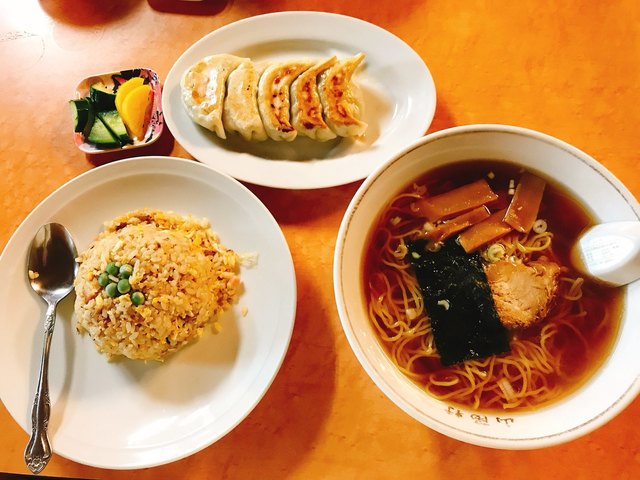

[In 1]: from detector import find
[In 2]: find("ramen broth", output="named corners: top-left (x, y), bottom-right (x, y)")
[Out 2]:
top-left (363, 160), bottom-right (623, 411)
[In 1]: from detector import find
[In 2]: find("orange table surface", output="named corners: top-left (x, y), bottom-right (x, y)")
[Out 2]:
top-left (1, 1), bottom-right (639, 478)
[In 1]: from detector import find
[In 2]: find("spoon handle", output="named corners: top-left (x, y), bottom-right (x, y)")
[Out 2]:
top-left (24, 302), bottom-right (56, 474)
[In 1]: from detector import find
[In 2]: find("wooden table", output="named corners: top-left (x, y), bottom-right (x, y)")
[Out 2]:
top-left (1, 1), bottom-right (638, 478)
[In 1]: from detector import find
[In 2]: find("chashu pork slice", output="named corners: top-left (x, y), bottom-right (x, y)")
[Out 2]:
top-left (484, 260), bottom-right (560, 330)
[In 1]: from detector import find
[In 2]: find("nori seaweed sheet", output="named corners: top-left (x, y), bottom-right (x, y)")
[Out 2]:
top-left (407, 239), bottom-right (510, 366)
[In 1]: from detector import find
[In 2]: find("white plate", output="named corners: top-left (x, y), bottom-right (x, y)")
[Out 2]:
top-left (0, 157), bottom-right (296, 469)
top-left (162, 11), bottom-right (436, 189)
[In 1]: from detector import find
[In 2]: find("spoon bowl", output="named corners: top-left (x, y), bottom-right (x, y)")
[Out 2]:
top-left (24, 223), bottom-right (78, 474)
top-left (28, 224), bottom-right (78, 300)
top-left (571, 221), bottom-right (640, 287)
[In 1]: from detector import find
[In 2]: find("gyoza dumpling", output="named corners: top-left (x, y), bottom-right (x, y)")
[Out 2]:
top-left (317, 52), bottom-right (367, 138)
top-left (257, 60), bottom-right (316, 141)
top-left (290, 56), bottom-right (338, 142)
top-left (181, 54), bottom-right (245, 139)
top-left (222, 60), bottom-right (267, 141)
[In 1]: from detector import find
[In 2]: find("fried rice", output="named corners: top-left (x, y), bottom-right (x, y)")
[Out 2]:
top-left (73, 209), bottom-right (241, 361)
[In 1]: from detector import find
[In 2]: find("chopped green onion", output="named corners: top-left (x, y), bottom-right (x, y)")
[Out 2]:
top-left (486, 243), bottom-right (506, 263)
top-left (532, 219), bottom-right (548, 234)
top-left (437, 299), bottom-right (450, 310)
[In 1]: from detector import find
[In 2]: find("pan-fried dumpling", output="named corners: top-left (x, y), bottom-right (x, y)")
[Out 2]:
top-left (222, 60), bottom-right (268, 141)
top-left (317, 52), bottom-right (367, 138)
top-left (290, 56), bottom-right (338, 142)
top-left (257, 60), bottom-right (316, 141)
top-left (181, 54), bottom-right (245, 139)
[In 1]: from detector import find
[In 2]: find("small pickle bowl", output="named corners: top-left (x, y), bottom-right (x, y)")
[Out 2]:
top-left (333, 124), bottom-right (640, 449)
top-left (71, 67), bottom-right (164, 154)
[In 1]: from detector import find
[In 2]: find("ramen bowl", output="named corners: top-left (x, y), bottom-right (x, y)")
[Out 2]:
top-left (333, 124), bottom-right (640, 449)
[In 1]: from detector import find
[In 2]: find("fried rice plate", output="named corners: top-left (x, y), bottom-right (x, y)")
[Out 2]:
top-left (73, 209), bottom-right (241, 361)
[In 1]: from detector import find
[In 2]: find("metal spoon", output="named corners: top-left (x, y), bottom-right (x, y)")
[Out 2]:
top-left (571, 221), bottom-right (640, 287)
top-left (24, 223), bottom-right (78, 474)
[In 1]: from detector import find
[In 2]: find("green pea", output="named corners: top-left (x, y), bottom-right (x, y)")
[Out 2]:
top-left (105, 282), bottom-right (118, 298)
top-left (97, 272), bottom-right (110, 287)
top-left (119, 264), bottom-right (133, 279)
top-left (117, 278), bottom-right (131, 294)
top-left (106, 262), bottom-right (119, 276)
top-left (131, 291), bottom-right (145, 306)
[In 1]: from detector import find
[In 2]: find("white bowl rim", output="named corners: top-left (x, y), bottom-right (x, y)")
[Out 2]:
top-left (333, 123), bottom-right (640, 449)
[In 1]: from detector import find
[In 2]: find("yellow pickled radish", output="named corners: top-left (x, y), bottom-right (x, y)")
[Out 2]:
top-left (120, 84), bottom-right (152, 140)
top-left (115, 77), bottom-right (144, 113)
